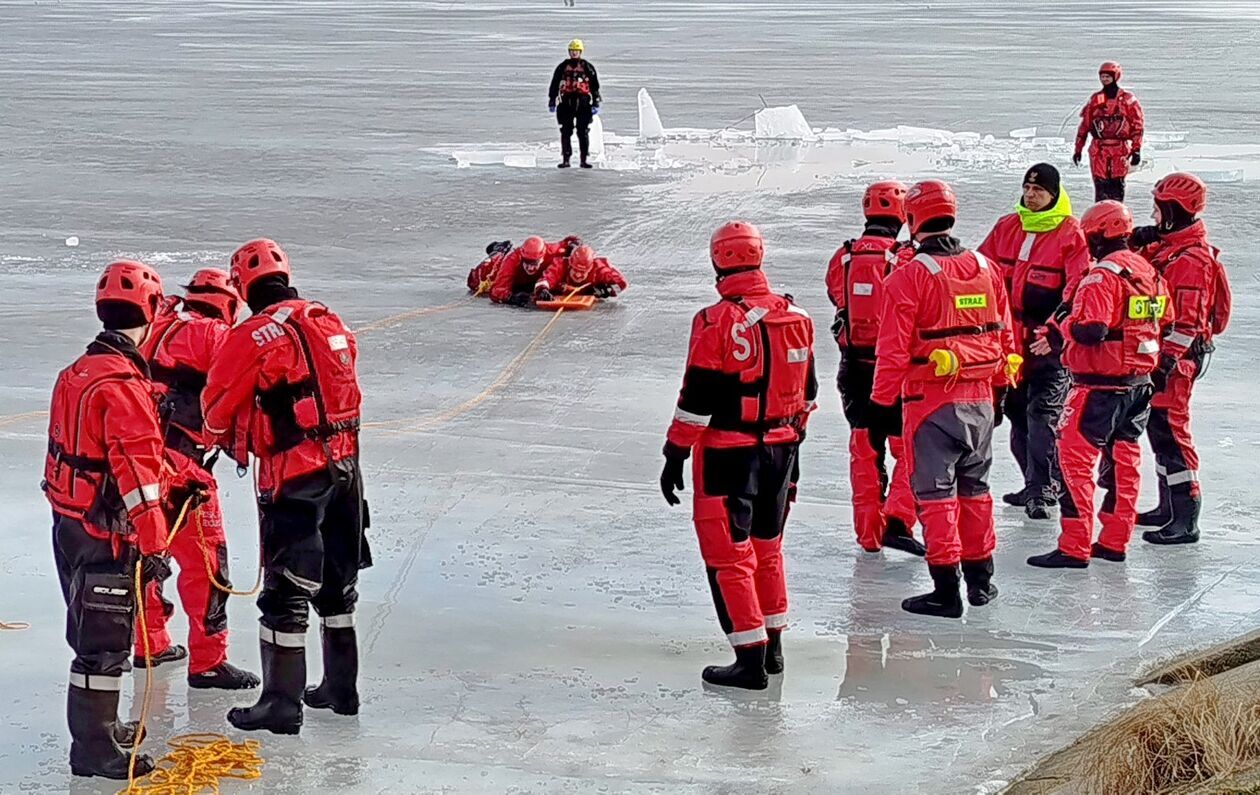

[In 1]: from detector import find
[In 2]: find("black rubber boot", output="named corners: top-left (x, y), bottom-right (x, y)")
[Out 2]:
top-left (113, 720), bottom-right (144, 749)
top-left (1025, 498), bottom-right (1055, 520)
top-left (580, 160), bottom-right (593, 169)
top-left (134, 644), bottom-right (187, 669)
top-left (961, 558), bottom-right (998, 606)
top-left (901, 564), bottom-right (964, 618)
top-left (1143, 488), bottom-right (1201, 545)
top-left (227, 642), bottom-right (304, 735)
top-left (304, 627), bottom-right (360, 715)
top-left (1026, 549), bottom-right (1089, 569)
top-left (702, 643), bottom-right (768, 690)
top-left (189, 661), bottom-right (261, 690)
top-left (1091, 542), bottom-right (1126, 562)
top-left (764, 629), bottom-right (784, 676)
top-left (1002, 487), bottom-right (1030, 507)
top-left (557, 160), bottom-right (570, 169)
top-left (881, 518), bottom-right (926, 557)
top-left (68, 685), bottom-right (155, 779)
top-left (1137, 474), bottom-right (1172, 527)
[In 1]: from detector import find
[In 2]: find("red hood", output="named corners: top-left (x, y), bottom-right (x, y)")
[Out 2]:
top-left (715, 269), bottom-right (770, 299)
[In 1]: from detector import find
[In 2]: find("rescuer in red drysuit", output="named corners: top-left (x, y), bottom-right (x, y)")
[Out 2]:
top-left (44, 259), bottom-right (171, 779)
top-left (866, 180), bottom-right (1016, 618)
top-left (978, 163), bottom-right (1089, 519)
top-left (490, 236), bottom-right (558, 306)
top-left (825, 180), bottom-right (923, 556)
top-left (660, 221), bottom-right (817, 690)
top-left (1026, 201), bottom-right (1172, 569)
top-left (534, 244), bottom-right (628, 300)
top-left (132, 269), bottom-right (260, 690)
top-left (203, 239), bottom-right (370, 735)
top-left (468, 240), bottom-right (513, 295)
top-left (1130, 172), bottom-right (1232, 546)
top-left (1074, 61), bottom-right (1145, 202)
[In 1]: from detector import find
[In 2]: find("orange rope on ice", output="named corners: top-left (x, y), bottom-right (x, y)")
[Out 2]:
top-left (352, 296), bottom-right (473, 335)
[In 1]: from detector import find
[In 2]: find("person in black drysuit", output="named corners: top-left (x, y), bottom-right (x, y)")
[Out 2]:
top-left (548, 39), bottom-right (600, 169)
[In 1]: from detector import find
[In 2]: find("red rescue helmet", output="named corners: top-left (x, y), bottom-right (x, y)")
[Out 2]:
top-left (1081, 200), bottom-right (1134, 241)
top-left (96, 259), bottom-right (164, 327)
top-left (710, 221), bottom-right (764, 273)
top-left (184, 267), bottom-right (241, 322)
top-left (862, 180), bottom-right (909, 223)
top-left (520, 236), bottom-right (547, 275)
top-left (1099, 61), bottom-right (1122, 81)
top-left (568, 245), bottom-right (596, 283)
top-left (230, 238), bottom-right (291, 296)
top-left (1153, 171), bottom-right (1208, 216)
top-left (904, 179), bottom-right (957, 236)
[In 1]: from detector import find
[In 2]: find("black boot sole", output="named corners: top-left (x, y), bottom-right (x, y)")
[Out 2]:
top-left (226, 708), bottom-right (302, 735)
top-left (189, 677), bottom-right (261, 691)
top-left (882, 535), bottom-right (926, 557)
top-left (71, 757), bottom-right (154, 779)
top-left (304, 689), bottom-right (360, 715)
top-left (900, 597), bottom-right (964, 618)
top-left (967, 586), bottom-right (998, 606)
top-left (700, 672), bottom-right (768, 691)
top-left (1142, 531), bottom-right (1200, 545)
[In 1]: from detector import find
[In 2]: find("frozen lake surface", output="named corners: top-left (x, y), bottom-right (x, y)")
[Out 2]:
top-left (2, 1), bottom-right (1260, 792)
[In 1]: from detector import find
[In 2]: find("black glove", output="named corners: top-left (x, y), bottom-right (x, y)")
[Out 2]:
top-left (508, 291), bottom-right (533, 307)
top-left (993, 386), bottom-right (1008, 427)
top-left (596, 285), bottom-right (619, 298)
top-left (1072, 152), bottom-right (1083, 166)
top-left (1152, 356), bottom-right (1176, 392)
top-left (141, 554), bottom-right (172, 585)
top-left (864, 400), bottom-right (902, 439)
top-left (1130, 150), bottom-right (1141, 166)
top-left (535, 286), bottom-right (554, 302)
top-left (660, 443), bottom-right (688, 506)
top-left (1130, 225), bottom-right (1161, 248)
top-left (830, 309), bottom-right (845, 342)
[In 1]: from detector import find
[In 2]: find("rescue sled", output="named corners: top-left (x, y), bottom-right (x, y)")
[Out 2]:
top-left (536, 294), bottom-right (597, 311)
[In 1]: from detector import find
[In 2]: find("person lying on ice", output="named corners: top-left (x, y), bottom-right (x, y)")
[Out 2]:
top-left (489, 236), bottom-right (551, 306)
top-left (468, 240), bottom-right (513, 295)
top-left (533, 244), bottom-right (628, 301)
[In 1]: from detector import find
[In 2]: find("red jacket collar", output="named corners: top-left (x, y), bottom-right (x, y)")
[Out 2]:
top-left (1160, 220), bottom-right (1207, 248)
top-left (716, 269), bottom-right (770, 299)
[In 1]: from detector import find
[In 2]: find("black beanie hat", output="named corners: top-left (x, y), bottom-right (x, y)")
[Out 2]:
top-left (96, 300), bottom-right (148, 330)
top-left (1023, 163), bottom-right (1061, 202)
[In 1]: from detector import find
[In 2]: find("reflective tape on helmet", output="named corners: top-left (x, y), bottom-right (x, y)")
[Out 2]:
top-left (1165, 330), bottom-right (1196, 349)
top-left (122, 483), bottom-right (161, 511)
top-left (673, 407), bottom-right (708, 427)
top-left (70, 671), bottom-right (124, 691)
top-left (727, 627), bottom-right (768, 647)
top-left (764, 612), bottom-right (788, 630)
top-left (1018, 233), bottom-right (1036, 263)
top-left (321, 614), bottom-right (355, 629)
top-left (787, 347), bottom-right (810, 363)
top-left (260, 626), bottom-right (307, 648)
top-left (1166, 470), bottom-right (1199, 486)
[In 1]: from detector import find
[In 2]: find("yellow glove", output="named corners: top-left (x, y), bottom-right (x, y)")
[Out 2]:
top-left (1005, 353), bottom-right (1024, 383)
top-left (929, 349), bottom-right (959, 377)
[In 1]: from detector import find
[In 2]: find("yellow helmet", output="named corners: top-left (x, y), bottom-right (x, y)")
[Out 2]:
top-left (568, 38), bottom-right (584, 53)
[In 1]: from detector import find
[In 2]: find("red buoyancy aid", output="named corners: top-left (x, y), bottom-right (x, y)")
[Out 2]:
top-left (835, 237), bottom-right (906, 352)
top-left (254, 300), bottom-right (362, 454)
top-left (141, 303), bottom-right (211, 458)
top-left (907, 251), bottom-right (1007, 382)
top-left (1064, 251), bottom-right (1168, 378)
top-left (718, 296), bottom-right (813, 432)
top-left (559, 62), bottom-right (592, 97)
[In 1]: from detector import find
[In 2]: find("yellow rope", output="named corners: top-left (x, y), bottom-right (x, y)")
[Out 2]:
top-left (195, 506), bottom-right (264, 597)
top-left (120, 734), bottom-right (263, 795)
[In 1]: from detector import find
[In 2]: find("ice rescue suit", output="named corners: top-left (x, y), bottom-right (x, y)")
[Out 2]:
top-left (43, 332), bottom-right (169, 757)
top-left (132, 300), bottom-right (233, 675)
top-left (536, 251), bottom-right (627, 297)
top-left (825, 227), bottom-right (918, 550)
top-left (665, 269), bottom-right (817, 649)
top-left (468, 241), bottom-right (513, 295)
top-left (1140, 221), bottom-right (1231, 503)
top-left (871, 238), bottom-right (1015, 567)
top-left (979, 190), bottom-right (1089, 503)
top-left (1055, 250), bottom-right (1171, 558)
top-left (203, 297), bottom-right (369, 657)
top-left (489, 241), bottom-right (564, 304)
top-left (1075, 87), bottom-right (1144, 200)
top-left (548, 57), bottom-right (601, 166)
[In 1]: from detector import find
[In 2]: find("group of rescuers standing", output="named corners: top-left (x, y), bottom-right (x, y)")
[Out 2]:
top-left (41, 61), bottom-right (1230, 781)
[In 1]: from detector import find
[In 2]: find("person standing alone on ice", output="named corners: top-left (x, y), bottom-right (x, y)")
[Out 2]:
top-left (1026, 201), bottom-right (1171, 569)
top-left (866, 180), bottom-right (1016, 618)
top-left (43, 260), bottom-right (171, 779)
top-left (825, 181), bottom-right (925, 557)
top-left (660, 221), bottom-right (817, 690)
top-left (1074, 61), bottom-right (1144, 202)
top-left (549, 38), bottom-right (600, 169)
top-left (979, 164), bottom-right (1089, 519)
top-left (203, 239), bottom-right (370, 735)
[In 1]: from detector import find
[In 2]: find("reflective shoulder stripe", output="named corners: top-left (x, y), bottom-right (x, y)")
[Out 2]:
top-left (70, 672), bottom-right (123, 691)
top-left (673, 406), bottom-right (708, 427)
top-left (787, 347), bottom-right (810, 363)
top-left (122, 483), bottom-right (161, 511)
top-left (973, 251), bottom-right (990, 270)
top-left (321, 614), bottom-right (355, 629)
top-left (270, 306), bottom-right (294, 325)
top-left (727, 627), bottom-right (768, 647)
top-left (785, 304), bottom-right (811, 318)
top-left (1165, 330), bottom-right (1195, 348)
top-left (839, 252), bottom-right (852, 266)
top-left (743, 306), bottom-right (768, 326)
top-left (260, 625), bottom-right (307, 648)
top-left (1018, 232), bottom-right (1036, 263)
top-left (914, 253), bottom-right (942, 274)
top-left (1166, 470), bottom-right (1199, 486)
top-left (176, 311), bottom-right (193, 321)
top-left (1137, 339), bottom-right (1160, 354)
top-left (885, 250), bottom-right (897, 264)
top-left (1093, 259), bottom-right (1124, 274)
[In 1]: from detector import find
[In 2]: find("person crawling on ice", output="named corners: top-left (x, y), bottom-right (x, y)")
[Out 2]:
top-left (533, 244), bottom-right (628, 302)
